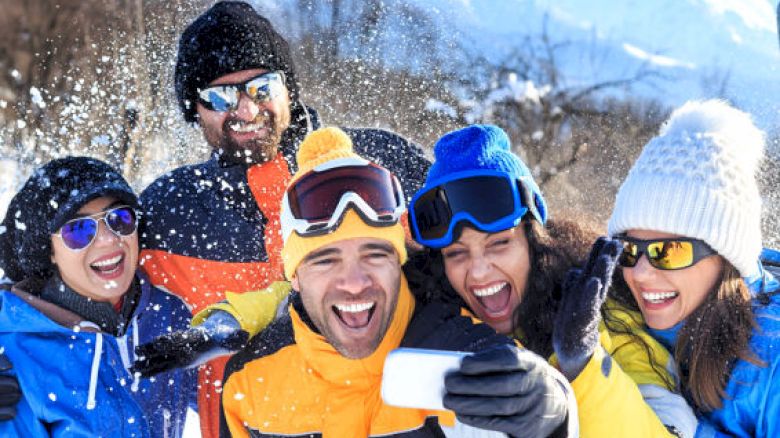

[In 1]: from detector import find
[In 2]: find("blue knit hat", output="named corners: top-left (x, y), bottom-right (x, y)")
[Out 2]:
top-left (423, 124), bottom-right (547, 225)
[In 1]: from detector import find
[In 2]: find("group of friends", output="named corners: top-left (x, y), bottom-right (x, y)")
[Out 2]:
top-left (0, 1), bottom-right (778, 437)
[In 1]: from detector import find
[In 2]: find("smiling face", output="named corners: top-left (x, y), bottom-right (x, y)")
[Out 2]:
top-left (196, 68), bottom-right (292, 164)
top-left (291, 237), bottom-right (402, 359)
top-left (50, 197), bottom-right (138, 305)
top-left (441, 226), bottom-right (530, 334)
top-left (621, 229), bottom-right (723, 330)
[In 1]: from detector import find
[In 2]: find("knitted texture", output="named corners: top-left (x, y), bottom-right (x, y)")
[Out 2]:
top-left (0, 157), bottom-right (138, 281)
top-left (423, 124), bottom-right (547, 225)
top-left (608, 100), bottom-right (764, 277)
top-left (281, 127), bottom-right (407, 279)
top-left (175, 1), bottom-right (299, 123)
top-left (291, 126), bottom-right (357, 184)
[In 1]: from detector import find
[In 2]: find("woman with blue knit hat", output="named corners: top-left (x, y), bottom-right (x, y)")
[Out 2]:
top-left (0, 156), bottom-right (197, 437)
top-left (406, 124), bottom-right (697, 437)
top-left (605, 100), bottom-right (780, 436)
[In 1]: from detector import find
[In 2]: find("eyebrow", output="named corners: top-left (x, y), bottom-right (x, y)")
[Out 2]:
top-left (361, 242), bottom-right (394, 254)
top-left (303, 247), bottom-right (340, 263)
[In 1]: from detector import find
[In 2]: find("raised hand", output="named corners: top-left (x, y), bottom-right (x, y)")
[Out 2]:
top-left (132, 310), bottom-right (248, 377)
top-left (444, 344), bottom-right (572, 437)
top-left (553, 237), bottom-right (622, 380)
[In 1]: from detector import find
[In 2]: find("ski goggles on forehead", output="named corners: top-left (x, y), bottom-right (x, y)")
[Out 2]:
top-left (409, 170), bottom-right (543, 249)
top-left (281, 158), bottom-right (406, 240)
top-left (54, 206), bottom-right (138, 251)
top-left (197, 71), bottom-right (286, 112)
top-left (617, 236), bottom-right (717, 271)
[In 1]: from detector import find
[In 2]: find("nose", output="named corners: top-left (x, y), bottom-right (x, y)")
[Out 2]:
top-left (337, 261), bottom-right (372, 296)
top-left (92, 219), bottom-right (120, 246)
top-left (469, 253), bottom-right (492, 282)
top-left (232, 93), bottom-right (261, 121)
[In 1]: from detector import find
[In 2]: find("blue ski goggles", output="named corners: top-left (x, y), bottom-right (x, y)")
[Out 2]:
top-left (409, 170), bottom-right (546, 248)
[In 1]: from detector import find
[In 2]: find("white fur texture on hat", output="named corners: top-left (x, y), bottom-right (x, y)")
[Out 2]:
top-left (608, 99), bottom-right (765, 277)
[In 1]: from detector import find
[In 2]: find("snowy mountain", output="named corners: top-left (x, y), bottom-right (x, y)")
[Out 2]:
top-left (258, 0), bottom-right (780, 132)
top-left (400, 0), bottom-right (780, 131)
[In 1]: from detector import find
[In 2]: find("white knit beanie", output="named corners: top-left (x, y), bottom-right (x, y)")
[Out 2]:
top-left (608, 100), bottom-right (765, 278)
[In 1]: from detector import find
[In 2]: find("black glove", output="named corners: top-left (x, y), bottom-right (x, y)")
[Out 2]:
top-left (444, 344), bottom-right (570, 438)
top-left (553, 237), bottom-right (621, 380)
top-left (132, 311), bottom-right (248, 377)
top-left (0, 353), bottom-right (21, 421)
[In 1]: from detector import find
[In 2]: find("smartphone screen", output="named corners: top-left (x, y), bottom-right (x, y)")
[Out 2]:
top-left (381, 348), bottom-right (472, 411)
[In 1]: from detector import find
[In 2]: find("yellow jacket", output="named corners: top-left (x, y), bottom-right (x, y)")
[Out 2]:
top-left (199, 288), bottom-right (695, 437)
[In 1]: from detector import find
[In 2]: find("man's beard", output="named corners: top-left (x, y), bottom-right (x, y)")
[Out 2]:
top-left (215, 110), bottom-right (285, 165)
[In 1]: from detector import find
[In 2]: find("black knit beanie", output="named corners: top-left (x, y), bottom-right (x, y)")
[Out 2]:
top-left (175, 1), bottom-right (301, 123)
top-left (0, 156), bottom-right (139, 282)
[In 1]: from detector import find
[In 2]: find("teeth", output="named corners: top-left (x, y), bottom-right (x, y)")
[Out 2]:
top-left (642, 291), bottom-right (678, 303)
top-left (473, 282), bottom-right (507, 297)
top-left (334, 302), bottom-right (375, 313)
top-left (92, 255), bottom-right (122, 267)
top-left (229, 122), bottom-right (263, 133)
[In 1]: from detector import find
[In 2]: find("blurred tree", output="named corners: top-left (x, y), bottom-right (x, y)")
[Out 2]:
top-left (0, 0), bottom-right (208, 185)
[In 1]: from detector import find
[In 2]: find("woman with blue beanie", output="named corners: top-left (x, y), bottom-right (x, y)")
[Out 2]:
top-left (0, 156), bottom-right (197, 437)
top-left (406, 124), bottom-right (697, 436)
top-left (606, 100), bottom-right (780, 436)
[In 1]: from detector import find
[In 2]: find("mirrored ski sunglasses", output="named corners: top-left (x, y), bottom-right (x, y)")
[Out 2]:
top-left (197, 71), bottom-right (286, 112)
top-left (54, 206), bottom-right (138, 251)
top-left (617, 236), bottom-right (716, 271)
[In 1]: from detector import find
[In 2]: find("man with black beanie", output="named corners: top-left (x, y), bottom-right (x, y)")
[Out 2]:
top-left (138, 2), bottom-right (430, 436)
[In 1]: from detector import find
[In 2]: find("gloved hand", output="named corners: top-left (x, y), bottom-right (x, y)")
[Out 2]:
top-left (553, 237), bottom-right (621, 380)
top-left (444, 344), bottom-right (571, 438)
top-left (0, 353), bottom-right (21, 421)
top-left (132, 310), bottom-right (248, 377)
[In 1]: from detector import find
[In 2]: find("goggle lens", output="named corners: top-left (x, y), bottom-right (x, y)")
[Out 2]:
top-left (619, 239), bottom-right (700, 270)
top-left (198, 72), bottom-right (285, 112)
top-left (59, 207), bottom-right (137, 250)
top-left (106, 207), bottom-right (138, 236)
top-left (285, 164), bottom-right (403, 236)
top-left (60, 219), bottom-right (98, 250)
top-left (412, 175), bottom-right (519, 242)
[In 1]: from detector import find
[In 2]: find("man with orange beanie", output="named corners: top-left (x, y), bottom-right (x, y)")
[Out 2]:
top-left (216, 127), bottom-right (576, 437)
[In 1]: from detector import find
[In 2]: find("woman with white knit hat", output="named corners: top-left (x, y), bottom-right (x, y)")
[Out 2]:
top-left (607, 99), bottom-right (780, 436)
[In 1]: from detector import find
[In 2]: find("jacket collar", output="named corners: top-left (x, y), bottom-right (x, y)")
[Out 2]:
top-left (291, 275), bottom-right (415, 387)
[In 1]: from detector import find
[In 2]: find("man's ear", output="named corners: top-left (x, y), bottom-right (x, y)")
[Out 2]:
top-left (291, 275), bottom-right (300, 291)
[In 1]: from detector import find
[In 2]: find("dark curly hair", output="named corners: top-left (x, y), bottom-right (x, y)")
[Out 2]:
top-left (403, 215), bottom-right (599, 358)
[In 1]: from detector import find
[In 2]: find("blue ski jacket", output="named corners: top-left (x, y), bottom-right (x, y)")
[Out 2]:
top-left (650, 249), bottom-right (780, 437)
top-left (0, 272), bottom-right (197, 437)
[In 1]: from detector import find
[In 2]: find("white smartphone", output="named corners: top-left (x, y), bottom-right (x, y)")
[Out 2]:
top-left (381, 347), bottom-right (473, 411)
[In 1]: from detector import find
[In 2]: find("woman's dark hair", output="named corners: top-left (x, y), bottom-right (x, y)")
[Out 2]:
top-left (608, 260), bottom-right (760, 411)
top-left (404, 214), bottom-right (600, 358)
top-left (512, 217), bottom-right (600, 356)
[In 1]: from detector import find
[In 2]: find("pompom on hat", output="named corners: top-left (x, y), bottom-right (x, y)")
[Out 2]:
top-left (608, 100), bottom-right (765, 278)
top-left (280, 127), bottom-right (407, 280)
